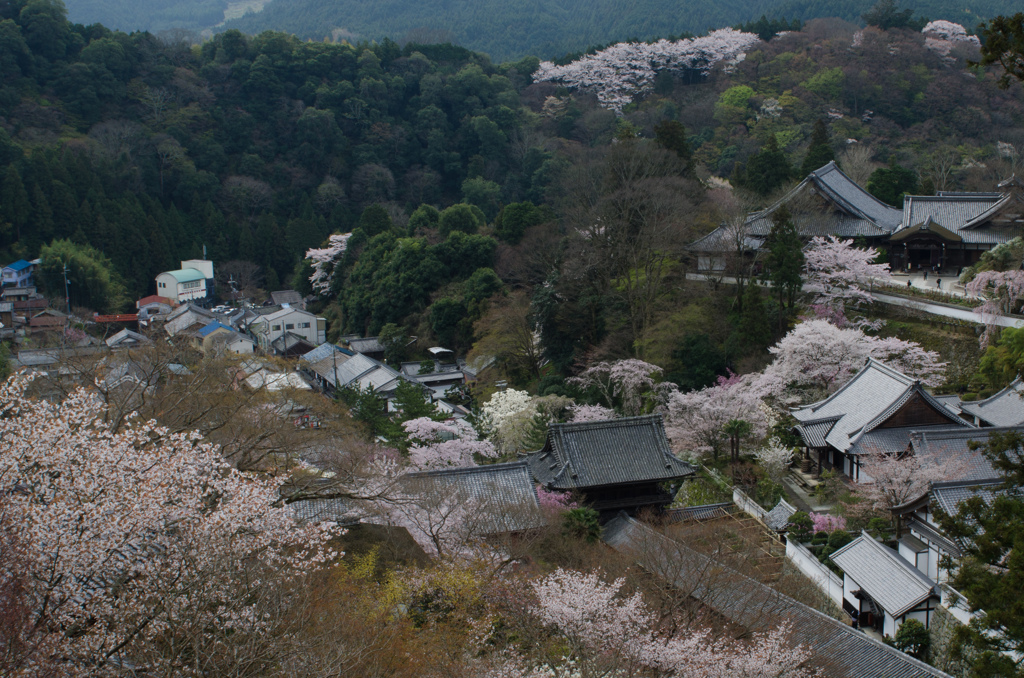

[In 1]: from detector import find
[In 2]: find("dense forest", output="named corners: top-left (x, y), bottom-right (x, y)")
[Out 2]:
top-left (3, 0), bottom-right (1024, 384)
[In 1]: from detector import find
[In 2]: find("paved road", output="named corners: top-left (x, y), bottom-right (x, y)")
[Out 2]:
top-left (872, 292), bottom-right (1024, 328)
top-left (686, 272), bottom-right (1024, 328)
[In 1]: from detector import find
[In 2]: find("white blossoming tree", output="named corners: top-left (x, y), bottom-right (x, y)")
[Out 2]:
top-left (402, 417), bottom-right (499, 469)
top-left (305, 232), bottom-right (352, 295)
top-left (534, 29), bottom-right (760, 112)
top-left (0, 378), bottom-right (336, 676)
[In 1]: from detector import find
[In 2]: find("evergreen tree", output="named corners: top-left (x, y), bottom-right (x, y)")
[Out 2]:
top-left (741, 135), bottom-right (792, 196)
top-left (867, 163), bottom-right (918, 207)
top-left (739, 282), bottom-right (772, 351)
top-left (653, 119), bottom-right (692, 168)
top-left (762, 206), bottom-right (804, 323)
top-left (800, 120), bottom-right (835, 177)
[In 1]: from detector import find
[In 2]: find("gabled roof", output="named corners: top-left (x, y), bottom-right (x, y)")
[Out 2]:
top-left (891, 193), bottom-right (1018, 245)
top-left (105, 328), bottom-right (150, 348)
top-left (764, 498), bottom-right (798, 531)
top-left (605, 515), bottom-right (951, 678)
top-left (930, 478), bottom-right (1006, 518)
top-left (197, 320), bottom-right (235, 338)
top-left (528, 415), bottom-right (694, 490)
top-left (830, 531), bottom-right (940, 617)
top-left (908, 425), bottom-right (1024, 481)
top-left (269, 290), bottom-right (303, 306)
top-left (349, 336), bottom-right (385, 354)
top-left (161, 268), bottom-right (206, 283)
top-left (259, 306), bottom-right (315, 322)
top-left (301, 342), bottom-right (352, 364)
top-left (136, 294), bottom-right (173, 309)
top-left (271, 331), bottom-right (316, 352)
top-left (4, 259), bottom-right (32, 272)
top-left (959, 379), bottom-right (1024, 427)
top-left (403, 461), bottom-right (544, 534)
top-left (792, 359), bottom-right (969, 453)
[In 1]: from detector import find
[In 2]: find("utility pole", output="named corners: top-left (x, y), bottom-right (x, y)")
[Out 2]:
top-left (62, 262), bottom-right (71, 316)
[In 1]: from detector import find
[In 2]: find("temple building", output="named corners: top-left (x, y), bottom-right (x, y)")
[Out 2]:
top-left (690, 162), bottom-right (1024, 274)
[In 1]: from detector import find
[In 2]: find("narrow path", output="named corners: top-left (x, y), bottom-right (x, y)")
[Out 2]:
top-left (685, 272), bottom-right (1024, 328)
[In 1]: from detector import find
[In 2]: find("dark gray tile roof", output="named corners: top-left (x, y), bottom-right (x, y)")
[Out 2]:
top-left (908, 426), bottom-right (1024, 481)
top-left (892, 193), bottom-right (1024, 245)
top-left (794, 417), bottom-right (839, 449)
top-left (845, 425), bottom-right (950, 457)
top-left (404, 461), bottom-right (544, 534)
top-left (930, 478), bottom-right (1005, 518)
top-left (689, 225), bottom-right (765, 253)
top-left (349, 336), bottom-right (385, 354)
top-left (289, 497), bottom-right (360, 525)
top-left (959, 379), bottom-right (1024, 427)
top-left (604, 515), bottom-right (951, 678)
top-left (301, 342), bottom-right (351, 364)
top-left (665, 502), bottom-right (734, 522)
top-left (528, 415), bottom-right (694, 491)
top-left (830, 531), bottom-right (940, 618)
top-left (792, 360), bottom-right (969, 453)
top-left (270, 290), bottom-right (303, 306)
top-left (765, 498), bottom-right (798, 531)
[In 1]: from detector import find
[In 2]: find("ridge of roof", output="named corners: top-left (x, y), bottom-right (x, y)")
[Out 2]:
top-left (794, 358), bottom-right (914, 418)
top-left (961, 192), bottom-right (1022, 229)
top-left (830, 530), bottom-right (939, 617)
top-left (407, 459), bottom-right (532, 479)
top-left (857, 383), bottom-right (971, 438)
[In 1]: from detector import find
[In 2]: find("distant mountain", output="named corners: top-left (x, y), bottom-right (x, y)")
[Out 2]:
top-left (62, 0), bottom-right (1022, 60)
top-left (219, 0), bottom-right (780, 61)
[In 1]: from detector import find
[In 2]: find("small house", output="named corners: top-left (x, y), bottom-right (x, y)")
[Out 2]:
top-left (2, 259), bottom-right (35, 288)
top-left (155, 259), bottom-right (213, 304)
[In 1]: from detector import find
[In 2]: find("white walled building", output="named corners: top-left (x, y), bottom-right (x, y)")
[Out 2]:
top-left (248, 307), bottom-right (326, 353)
top-left (155, 260), bottom-right (214, 304)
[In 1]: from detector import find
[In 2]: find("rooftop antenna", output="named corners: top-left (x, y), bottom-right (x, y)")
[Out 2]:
top-left (203, 244), bottom-right (207, 259)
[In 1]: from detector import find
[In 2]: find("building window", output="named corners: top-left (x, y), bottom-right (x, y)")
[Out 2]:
top-left (272, 325), bottom-right (281, 331)
top-left (300, 322), bottom-right (310, 328)
top-left (182, 281), bottom-right (201, 290)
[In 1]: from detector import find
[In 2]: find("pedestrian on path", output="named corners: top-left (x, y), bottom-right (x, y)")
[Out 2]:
top-left (937, 279), bottom-right (941, 289)
top-left (924, 269), bottom-right (928, 280)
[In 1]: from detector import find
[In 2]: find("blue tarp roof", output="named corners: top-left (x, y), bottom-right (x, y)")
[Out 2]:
top-left (4, 260), bottom-right (32, 272)
top-left (197, 320), bottom-right (233, 337)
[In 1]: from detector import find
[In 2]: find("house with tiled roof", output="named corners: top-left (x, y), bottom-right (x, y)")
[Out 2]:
top-left (402, 461), bottom-right (545, 536)
top-left (527, 415), bottom-right (694, 514)
top-left (791, 359), bottom-right (972, 481)
top-left (889, 426), bottom-right (1019, 585)
top-left (830, 531), bottom-right (942, 638)
top-left (690, 161), bottom-right (903, 270)
top-left (959, 378), bottom-right (1024, 427)
top-left (196, 320), bottom-right (254, 355)
top-left (248, 307), bottom-right (325, 354)
top-left (605, 514), bottom-right (952, 678)
top-left (689, 164), bottom-right (1024, 273)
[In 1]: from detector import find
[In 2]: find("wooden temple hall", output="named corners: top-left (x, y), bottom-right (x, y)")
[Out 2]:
top-left (690, 162), bottom-right (1024, 274)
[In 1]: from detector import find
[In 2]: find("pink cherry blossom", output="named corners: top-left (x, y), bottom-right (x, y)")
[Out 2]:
top-left (569, 358), bottom-right (664, 416)
top-left (306, 232), bottom-right (351, 295)
top-left (803, 235), bottom-right (890, 326)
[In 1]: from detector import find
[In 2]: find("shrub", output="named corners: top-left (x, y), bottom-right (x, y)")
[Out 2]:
top-left (892, 619), bottom-right (930, 658)
top-left (561, 507), bottom-right (601, 543)
top-left (787, 511), bottom-right (813, 542)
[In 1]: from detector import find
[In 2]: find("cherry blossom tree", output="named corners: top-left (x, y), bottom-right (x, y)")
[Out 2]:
top-left (403, 417), bottom-right (498, 469)
top-left (803, 235), bottom-right (890, 327)
top-left (569, 358), bottom-right (665, 416)
top-left (758, 320), bottom-right (945, 397)
top-left (922, 20), bottom-right (980, 58)
top-left (968, 270), bottom-right (1024, 344)
top-left (306, 232), bottom-right (352, 295)
top-left (534, 29), bottom-right (760, 112)
top-left (570, 403), bottom-right (618, 422)
top-left (0, 377), bottom-right (336, 676)
top-left (514, 568), bottom-right (818, 678)
top-left (754, 440), bottom-right (796, 483)
top-left (858, 451), bottom-right (969, 511)
top-left (809, 513), bottom-right (847, 533)
top-left (666, 372), bottom-right (767, 461)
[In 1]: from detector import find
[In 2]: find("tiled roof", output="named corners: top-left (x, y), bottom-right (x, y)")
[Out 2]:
top-left (270, 290), bottom-right (303, 305)
top-left (932, 394), bottom-right (964, 416)
top-left (907, 426), bottom-right (1019, 481)
top-left (289, 497), bottom-right (360, 525)
top-left (845, 425), bottom-right (929, 457)
top-left (349, 336), bottom-right (385, 354)
top-left (792, 360), bottom-right (968, 452)
top-left (665, 502), bottom-right (734, 522)
top-left (528, 415), bottom-right (694, 491)
top-left (892, 194), bottom-right (1024, 245)
top-left (301, 342), bottom-right (351, 364)
top-left (930, 478), bottom-right (1005, 518)
top-left (604, 515), bottom-right (951, 678)
top-left (105, 328), bottom-right (150, 347)
top-left (688, 225), bottom-right (765, 252)
top-left (794, 417), bottom-right (839, 449)
top-left (764, 498), bottom-right (798, 531)
top-left (830, 531), bottom-right (939, 617)
top-left (403, 461), bottom-right (544, 534)
top-left (959, 379), bottom-right (1024, 427)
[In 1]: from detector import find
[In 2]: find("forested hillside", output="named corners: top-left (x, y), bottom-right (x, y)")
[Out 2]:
top-left (3, 0), bottom-right (1024, 378)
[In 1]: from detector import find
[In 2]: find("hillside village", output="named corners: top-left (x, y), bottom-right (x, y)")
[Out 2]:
top-left (4, 2), bottom-right (1024, 676)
